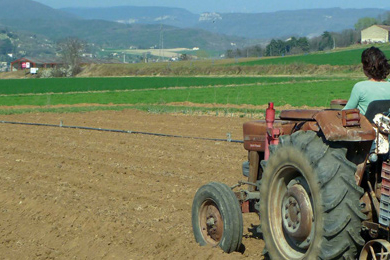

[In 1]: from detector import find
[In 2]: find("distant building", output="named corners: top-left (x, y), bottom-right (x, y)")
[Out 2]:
top-left (361, 25), bottom-right (390, 43)
top-left (0, 62), bottom-right (8, 72)
top-left (10, 57), bottom-right (61, 71)
top-left (82, 53), bottom-right (93, 58)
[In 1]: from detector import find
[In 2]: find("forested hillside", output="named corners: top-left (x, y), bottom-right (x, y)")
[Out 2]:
top-left (0, 0), bottom-right (248, 50)
top-left (63, 6), bottom-right (389, 39)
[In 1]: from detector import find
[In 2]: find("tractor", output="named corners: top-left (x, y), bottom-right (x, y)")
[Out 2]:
top-left (191, 100), bottom-right (390, 259)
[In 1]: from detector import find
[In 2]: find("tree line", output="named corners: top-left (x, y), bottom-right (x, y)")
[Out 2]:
top-left (226, 11), bottom-right (390, 58)
top-left (0, 29), bottom-right (17, 62)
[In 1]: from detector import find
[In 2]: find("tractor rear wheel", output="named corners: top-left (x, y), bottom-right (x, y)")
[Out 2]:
top-left (192, 182), bottom-right (243, 253)
top-left (260, 131), bottom-right (365, 259)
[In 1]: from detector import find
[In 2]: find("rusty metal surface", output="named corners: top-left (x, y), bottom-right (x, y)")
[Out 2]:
top-left (300, 121), bottom-right (320, 132)
top-left (234, 189), bottom-right (261, 214)
top-left (362, 221), bottom-right (381, 239)
top-left (244, 109), bottom-right (375, 150)
top-left (282, 183), bottom-right (313, 242)
top-left (368, 181), bottom-right (381, 218)
top-left (331, 99), bottom-right (348, 106)
top-left (314, 110), bottom-right (376, 141)
top-left (345, 142), bottom-right (372, 184)
top-left (248, 151), bottom-right (260, 191)
top-left (359, 239), bottom-right (390, 260)
top-left (330, 99), bottom-right (348, 109)
top-left (199, 200), bottom-right (223, 245)
top-left (355, 159), bottom-right (368, 186)
top-left (360, 193), bottom-right (373, 222)
top-left (342, 109), bottom-right (361, 127)
top-left (243, 120), bottom-right (296, 151)
top-left (279, 110), bottom-right (320, 121)
top-left (241, 200), bottom-right (250, 213)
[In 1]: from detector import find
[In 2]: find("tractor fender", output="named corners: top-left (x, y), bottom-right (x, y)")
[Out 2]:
top-left (314, 110), bottom-right (375, 142)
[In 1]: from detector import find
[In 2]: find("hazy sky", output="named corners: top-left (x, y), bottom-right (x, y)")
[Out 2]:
top-left (34, 0), bottom-right (390, 13)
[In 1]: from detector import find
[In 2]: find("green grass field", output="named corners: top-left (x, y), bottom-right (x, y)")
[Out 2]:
top-left (0, 77), bottom-right (359, 109)
top-left (238, 45), bottom-right (390, 66)
top-left (1, 45), bottom-right (383, 115)
top-left (0, 76), bottom-right (326, 95)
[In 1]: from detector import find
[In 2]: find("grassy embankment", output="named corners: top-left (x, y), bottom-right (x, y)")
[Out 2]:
top-left (76, 44), bottom-right (390, 77)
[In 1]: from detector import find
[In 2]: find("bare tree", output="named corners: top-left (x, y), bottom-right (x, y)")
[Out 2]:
top-left (57, 37), bottom-right (84, 76)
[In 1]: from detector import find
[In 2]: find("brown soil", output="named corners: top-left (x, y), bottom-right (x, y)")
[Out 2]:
top-left (0, 109), bottom-right (265, 259)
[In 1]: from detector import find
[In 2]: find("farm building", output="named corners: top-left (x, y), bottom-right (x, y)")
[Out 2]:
top-left (10, 57), bottom-right (62, 71)
top-left (361, 25), bottom-right (390, 43)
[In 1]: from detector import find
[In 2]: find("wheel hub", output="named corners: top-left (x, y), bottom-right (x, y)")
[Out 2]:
top-left (282, 182), bottom-right (313, 243)
top-left (199, 201), bottom-right (223, 244)
top-left (206, 214), bottom-right (220, 240)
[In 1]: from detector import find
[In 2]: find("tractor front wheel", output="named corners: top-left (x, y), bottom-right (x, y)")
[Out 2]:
top-left (192, 182), bottom-right (243, 253)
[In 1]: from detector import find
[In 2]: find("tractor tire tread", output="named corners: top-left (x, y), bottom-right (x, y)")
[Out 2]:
top-left (191, 182), bottom-right (243, 253)
top-left (260, 131), bottom-right (363, 260)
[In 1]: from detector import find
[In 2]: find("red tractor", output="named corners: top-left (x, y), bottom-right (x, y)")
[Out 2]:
top-left (192, 100), bottom-right (390, 259)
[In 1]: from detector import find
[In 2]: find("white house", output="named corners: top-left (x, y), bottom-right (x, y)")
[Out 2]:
top-left (361, 25), bottom-right (390, 43)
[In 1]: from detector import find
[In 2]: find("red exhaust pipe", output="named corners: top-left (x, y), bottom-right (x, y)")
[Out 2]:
top-left (265, 102), bottom-right (279, 160)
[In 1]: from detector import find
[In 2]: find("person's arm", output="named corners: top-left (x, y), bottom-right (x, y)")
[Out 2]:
top-left (343, 84), bottom-right (360, 110)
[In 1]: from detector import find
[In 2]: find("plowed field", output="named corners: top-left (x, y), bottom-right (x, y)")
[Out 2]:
top-left (0, 109), bottom-right (265, 259)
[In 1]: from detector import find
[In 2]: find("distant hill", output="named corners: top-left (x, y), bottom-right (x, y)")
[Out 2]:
top-left (197, 8), bottom-right (390, 39)
top-left (0, 0), bottom-right (77, 21)
top-left (63, 6), bottom-right (390, 39)
top-left (0, 18), bottom-right (248, 50)
top-left (62, 6), bottom-right (199, 28)
top-left (0, 0), bottom-right (248, 50)
top-left (1, 0), bottom-right (389, 55)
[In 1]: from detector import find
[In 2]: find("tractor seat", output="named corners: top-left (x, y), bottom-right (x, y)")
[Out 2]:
top-left (365, 100), bottom-right (390, 123)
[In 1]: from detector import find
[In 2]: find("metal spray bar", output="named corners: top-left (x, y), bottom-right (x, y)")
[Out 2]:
top-left (0, 120), bottom-right (243, 144)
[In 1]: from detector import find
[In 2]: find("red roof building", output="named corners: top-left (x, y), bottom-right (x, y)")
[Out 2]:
top-left (10, 57), bottom-right (62, 70)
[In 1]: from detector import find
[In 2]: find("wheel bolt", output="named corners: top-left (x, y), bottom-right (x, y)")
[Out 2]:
top-left (285, 214), bottom-right (289, 219)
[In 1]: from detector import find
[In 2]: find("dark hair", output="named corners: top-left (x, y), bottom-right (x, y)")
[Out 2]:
top-left (361, 47), bottom-right (390, 80)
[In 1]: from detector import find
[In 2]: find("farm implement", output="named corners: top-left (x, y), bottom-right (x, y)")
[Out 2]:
top-left (192, 99), bottom-right (390, 259)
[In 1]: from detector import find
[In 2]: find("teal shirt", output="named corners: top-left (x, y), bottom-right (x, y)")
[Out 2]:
top-left (344, 80), bottom-right (390, 115)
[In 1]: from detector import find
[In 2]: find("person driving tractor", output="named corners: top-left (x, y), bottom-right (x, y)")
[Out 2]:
top-left (344, 46), bottom-right (390, 115)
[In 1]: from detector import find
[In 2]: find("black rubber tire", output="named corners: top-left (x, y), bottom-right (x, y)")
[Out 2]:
top-left (260, 131), bottom-right (365, 260)
top-left (192, 182), bottom-right (243, 253)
